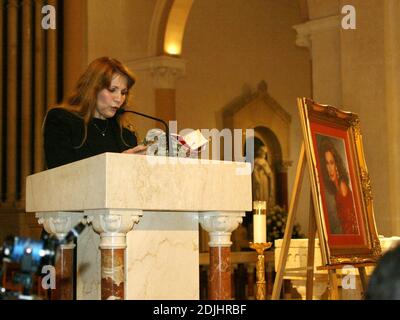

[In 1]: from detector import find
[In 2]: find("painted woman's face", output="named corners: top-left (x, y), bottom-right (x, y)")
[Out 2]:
top-left (94, 73), bottom-right (128, 119)
top-left (325, 150), bottom-right (338, 183)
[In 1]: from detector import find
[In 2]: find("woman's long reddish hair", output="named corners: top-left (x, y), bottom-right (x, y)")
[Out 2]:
top-left (48, 57), bottom-right (137, 147)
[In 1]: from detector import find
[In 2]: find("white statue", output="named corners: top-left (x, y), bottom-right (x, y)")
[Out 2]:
top-left (252, 146), bottom-right (273, 204)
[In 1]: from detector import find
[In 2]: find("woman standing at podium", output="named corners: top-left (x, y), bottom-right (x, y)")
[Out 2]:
top-left (43, 57), bottom-right (147, 169)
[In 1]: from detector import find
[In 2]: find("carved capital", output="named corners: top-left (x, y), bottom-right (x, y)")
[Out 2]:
top-left (199, 212), bottom-right (245, 247)
top-left (293, 15), bottom-right (340, 50)
top-left (86, 209), bottom-right (142, 249)
top-left (127, 56), bottom-right (186, 89)
top-left (294, 31), bottom-right (312, 49)
top-left (36, 211), bottom-right (86, 241)
top-left (152, 66), bottom-right (184, 89)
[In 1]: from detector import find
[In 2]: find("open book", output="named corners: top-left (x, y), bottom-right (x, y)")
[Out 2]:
top-left (143, 129), bottom-right (208, 157)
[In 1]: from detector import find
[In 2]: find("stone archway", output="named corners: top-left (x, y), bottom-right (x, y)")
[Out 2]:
top-left (223, 81), bottom-right (292, 209)
top-left (147, 0), bottom-right (195, 57)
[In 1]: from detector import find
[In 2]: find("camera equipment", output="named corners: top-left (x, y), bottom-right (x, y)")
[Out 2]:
top-left (0, 222), bottom-right (86, 300)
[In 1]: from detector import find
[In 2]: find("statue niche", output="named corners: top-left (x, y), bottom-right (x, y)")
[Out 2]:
top-left (252, 145), bottom-right (274, 207)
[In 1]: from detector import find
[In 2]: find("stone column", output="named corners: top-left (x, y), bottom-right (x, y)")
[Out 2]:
top-left (293, 14), bottom-right (342, 105)
top-left (87, 209), bottom-right (142, 300)
top-left (36, 212), bottom-right (85, 300)
top-left (384, 0), bottom-right (400, 234)
top-left (152, 57), bottom-right (185, 125)
top-left (128, 56), bottom-right (185, 131)
top-left (199, 212), bottom-right (244, 300)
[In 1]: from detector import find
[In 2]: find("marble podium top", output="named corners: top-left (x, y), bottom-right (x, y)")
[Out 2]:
top-left (26, 153), bottom-right (252, 212)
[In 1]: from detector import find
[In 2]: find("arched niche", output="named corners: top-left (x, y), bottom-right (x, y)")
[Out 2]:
top-left (223, 81), bottom-right (292, 208)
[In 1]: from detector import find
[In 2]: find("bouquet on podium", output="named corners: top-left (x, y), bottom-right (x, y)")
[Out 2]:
top-left (143, 129), bottom-right (208, 157)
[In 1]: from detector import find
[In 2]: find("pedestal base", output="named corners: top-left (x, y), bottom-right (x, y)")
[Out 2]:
top-left (77, 211), bottom-right (199, 300)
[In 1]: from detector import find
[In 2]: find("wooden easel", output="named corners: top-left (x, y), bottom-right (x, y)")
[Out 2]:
top-left (271, 143), bottom-right (374, 300)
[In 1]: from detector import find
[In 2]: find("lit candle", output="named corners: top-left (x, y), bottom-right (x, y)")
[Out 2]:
top-left (253, 201), bottom-right (267, 243)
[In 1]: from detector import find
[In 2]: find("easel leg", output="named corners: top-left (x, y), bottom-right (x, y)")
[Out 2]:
top-left (306, 194), bottom-right (316, 300)
top-left (358, 267), bottom-right (368, 298)
top-left (328, 269), bottom-right (340, 300)
top-left (271, 144), bottom-right (306, 300)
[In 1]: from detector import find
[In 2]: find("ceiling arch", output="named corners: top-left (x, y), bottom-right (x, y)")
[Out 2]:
top-left (163, 0), bottom-right (194, 56)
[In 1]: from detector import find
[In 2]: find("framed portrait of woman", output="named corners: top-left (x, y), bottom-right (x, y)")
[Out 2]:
top-left (298, 98), bottom-right (381, 266)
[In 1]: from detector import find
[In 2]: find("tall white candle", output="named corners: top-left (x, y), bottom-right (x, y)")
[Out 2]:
top-left (253, 201), bottom-right (267, 243)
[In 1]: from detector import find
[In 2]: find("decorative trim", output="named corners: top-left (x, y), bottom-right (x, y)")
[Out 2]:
top-left (222, 80), bottom-right (291, 125)
top-left (361, 170), bottom-right (373, 202)
top-left (36, 211), bottom-right (85, 241)
top-left (127, 56), bottom-right (186, 89)
top-left (86, 209), bottom-right (142, 249)
top-left (293, 15), bottom-right (340, 49)
top-left (199, 212), bottom-right (245, 247)
top-left (147, 0), bottom-right (170, 56)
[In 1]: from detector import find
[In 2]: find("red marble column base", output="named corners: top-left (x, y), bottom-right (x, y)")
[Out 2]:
top-left (51, 247), bottom-right (74, 300)
top-left (208, 246), bottom-right (231, 300)
top-left (101, 248), bottom-right (125, 300)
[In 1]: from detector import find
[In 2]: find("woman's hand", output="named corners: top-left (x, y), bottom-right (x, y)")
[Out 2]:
top-left (122, 144), bottom-right (148, 155)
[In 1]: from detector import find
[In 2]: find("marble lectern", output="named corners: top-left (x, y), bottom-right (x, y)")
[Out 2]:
top-left (26, 153), bottom-right (252, 300)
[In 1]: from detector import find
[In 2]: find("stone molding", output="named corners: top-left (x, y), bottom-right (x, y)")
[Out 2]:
top-left (293, 15), bottom-right (340, 49)
top-left (86, 209), bottom-right (142, 249)
top-left (199, 212), bottom-right (245, 247)
top-left (36, 211), bottom-right (86, 241)
top-left (127, 56), bottom-right (186, 89)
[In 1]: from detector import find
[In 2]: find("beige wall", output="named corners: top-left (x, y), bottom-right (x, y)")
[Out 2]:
top-left (176, 0), bottom-right (312, 232)
top-left (86, 0), bottom-right (156, 62)
top-left (340, 0), bottom-right (391, 235)
top-left (4, 0), bottom-right (395, 247)
top-left (82, 0), bottom-right (312, 233)
top-left (177, 0), bottom-right (311, 129)
top-left (290, 0), bottom-right (396, 237)
top-left (308, 0), bottom-right (339, 19)
top-left (67, 0), bottom-right (399, 237)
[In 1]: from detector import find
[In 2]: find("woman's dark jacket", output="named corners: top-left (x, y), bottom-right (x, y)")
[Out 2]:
top-left (44, 108), bottom-right (137, 169)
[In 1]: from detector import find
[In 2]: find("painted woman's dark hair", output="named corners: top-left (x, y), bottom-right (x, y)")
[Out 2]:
top-left (319, 137), bottom-right (350, 195)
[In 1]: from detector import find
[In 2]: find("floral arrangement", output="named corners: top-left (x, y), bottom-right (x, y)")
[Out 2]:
top-left (267, 205), bottom-right (304, 244)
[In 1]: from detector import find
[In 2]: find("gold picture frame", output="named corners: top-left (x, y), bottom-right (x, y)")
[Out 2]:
top-left (298, 98), bottom-right (381, 266)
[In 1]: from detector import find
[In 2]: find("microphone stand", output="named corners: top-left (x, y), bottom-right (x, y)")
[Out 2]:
top-left (118, 109), bottom-right (170, 156)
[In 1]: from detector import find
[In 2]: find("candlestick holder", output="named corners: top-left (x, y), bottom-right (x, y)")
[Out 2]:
top-left (249, 241), bottom-right (272, 300)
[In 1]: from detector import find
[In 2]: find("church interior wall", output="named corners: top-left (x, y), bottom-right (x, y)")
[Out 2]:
top-left (340, 0), bottom-right (391, 235)
top-left (1, 0), bottom-right (397, 255)
top-left (176, 0), bottom-right (312, 233)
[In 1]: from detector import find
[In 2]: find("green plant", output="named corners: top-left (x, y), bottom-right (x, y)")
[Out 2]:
top-left (267, 205), bottom-right (304, 244)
